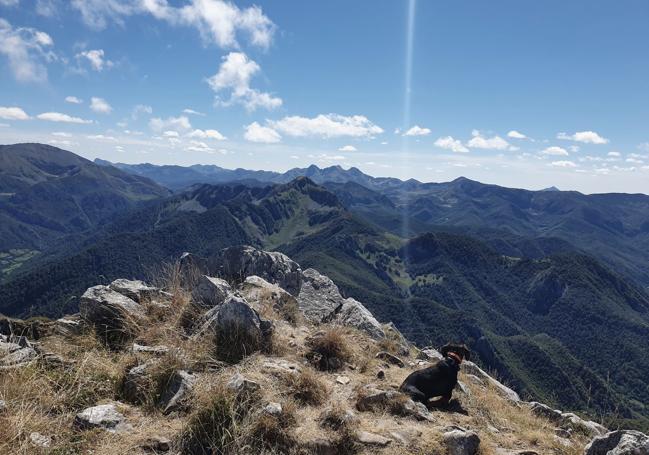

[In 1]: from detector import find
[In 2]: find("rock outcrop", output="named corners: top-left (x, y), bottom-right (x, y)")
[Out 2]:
top-left (529, 402), bottom-right (607, 438)
top-left (298, 268), bottom-right (346, 323)
top-left (584, 430), bottom-right (649, 455)
top-left (220, 245), bottom-right (302, 295)
top-left (79, 285), bottom-right (144, 348)
top-left (192, 275), bottom-right (232, 308)
top-left (74, 403), bottom-right (131, 432)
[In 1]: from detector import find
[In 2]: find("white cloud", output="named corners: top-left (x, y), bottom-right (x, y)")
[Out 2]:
top-left (187, 129), bottom-right (226, 140)
top-left (557, 130), bottom-right (609, 144)
top-left (608, 151), bottom-right (621, 157)
top-left (87, 134), bottom-right (116, 141)
top-left (163, 130), bottom-right (179, 138)
top-left (0, 18), bottom-right (55, 83)
top-left (131, 104), bottom-right (152, 119)
top-left (65, 96), bottom-right (83, 104)
top-left (183, 108), bottom-right (205, 116)
top-left (403, 125), bottom-right (431, 137)
top-left (76, 49), bottom-right (113, 71)
top-left (244, 121), bottom-right (281, 143)
top-left (338, 145), bottom-right (357, 152)
top-left (542, 146), bottom-right (569, 156)
top-left (627, 157), bottom-right (644, 164)
top-left (434, 136), bottom-right (469, 153)
top-left (269, 114), bottom-right (383, 138)
top-left (37, 112), bottom-right (92, 123)
top-left (0, 0), bottom-right (20, 6)
top-left (507, 130), bottom-right (527, 139)
top-left (638, 142), bottom-right (649, 152)
top-left (206, 52), bottom-right (281, 111)
top-left (149, 115), bottom-right (191, 132)
top-left (72, 0), bottom-right (276, 49)
top-left (52, 131), bottom-right (71, 137)
top-left (48, 139), bottom-right (73, 146)
top-left (90, 96), bottom-right (112, 114)
top-left (0, 106), bottom-right (30, 120)
top-left (467, 130), bottom-right (513, 151)
top-left (551, 160), bottom-right (577, 168)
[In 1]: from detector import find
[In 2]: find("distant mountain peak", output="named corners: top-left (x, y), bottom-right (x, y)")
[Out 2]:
top-left (541, 186), bottom-right (561, 192)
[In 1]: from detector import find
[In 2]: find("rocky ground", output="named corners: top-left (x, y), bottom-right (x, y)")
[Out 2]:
top-left (1, 245), bottom-right (647, 454)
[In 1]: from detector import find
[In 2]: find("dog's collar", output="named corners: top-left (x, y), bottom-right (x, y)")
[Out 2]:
top-left (446, 352), bottom-right (463, 365)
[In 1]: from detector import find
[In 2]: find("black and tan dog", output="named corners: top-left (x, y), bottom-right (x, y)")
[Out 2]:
top-left (399, 343), bottom-right (470, 409)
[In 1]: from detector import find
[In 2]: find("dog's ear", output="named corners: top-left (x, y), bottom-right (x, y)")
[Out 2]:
top-left (440, 343), bottom-right (451, 357)
top-left (462, 345), bottom-right (471, 361)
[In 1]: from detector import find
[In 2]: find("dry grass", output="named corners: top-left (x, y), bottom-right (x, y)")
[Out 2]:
top-left (306, 327), bottom-right (353, 371)
top-left (285, 369), bottom-right (329, 406)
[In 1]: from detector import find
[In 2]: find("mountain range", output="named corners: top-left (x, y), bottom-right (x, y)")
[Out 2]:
top-left (2, 143), bottom-right (649, 430)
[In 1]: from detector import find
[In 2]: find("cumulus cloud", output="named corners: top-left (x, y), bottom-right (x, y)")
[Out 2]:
top-left (206, 52), bottom-right (281, 111)
top-left (65, 96), bottom-right (83, 104)
top-left (0, 18), bottom-right (55, 83)
top-left (187, 128), bottom-right (226, 140)
top-left (541, 146), bottom-right (569, 156)
top-left (0, 106), bottom-right (30, 120)
top-left (551, 160), bottom-right (577, 168)
top-left (76, 49), bottom-right (113, 71)
top-left (557, 130), bottom-right (609, 144)
top-left (434, 136), bottom-right (469, 153)
top-left (507, 130), bottom-right (527, 139)
top-left (87, 134), bottom-right (116, 141)
top-left (269, 114), bottom-right (383, 138)
top-left (90, 97), bottom-right (112, 114)
top-left (338, 145), bottom-right (357, 152)
top-left (37, 112), bottom-right (92, 123)
top-left (52, 131), bottom-right (71, 137)
top-left (467, 130), bottom-right (513, 151)
top-left (244, 121), bottom-right (281, 143)
top-left (608, 151), bottom-right (621, 157)
top-left (72, 0), bottom-right (276, 49)
top-left (183, 108), bottom-right (205, 116)
top-left (403, 125), bottom-right (431, 137)
top-left (131, 104), bottom-right (152, 119)
top-left (149, 115), bottom-right (191, 132)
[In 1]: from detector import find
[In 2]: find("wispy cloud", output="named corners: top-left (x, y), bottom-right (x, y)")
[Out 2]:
top-left (269, 114), bottom-right (383, 138)
top-left (0, 18), bottom-right (55, 83)
top-left (37, 112), bottom-right (93, 124)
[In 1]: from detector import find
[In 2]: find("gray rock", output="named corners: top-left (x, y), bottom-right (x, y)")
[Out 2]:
top-left (263, 402), bottom-right (283, 416)
top-left (382, 322), bottom-right (410, 355)
top-left (109, 279), bottom-right (162, 303)
top-left (389, 428), bottom-right (422, 445)
top-left (79, 285), bottom-right (144, 348)
top-left (417, 347), bottom-right (443, 361)
top-left (30, 432), bottom-right (52, 448)
top-left (141, 436), bottom-right (171, 452)
top-left (443, 428), bottom-right (481, 455)
top-left (55, 316), bottom-right (83, 337)
top-left (462, 361), bottom-right (520, 402)
top-left (122, 361), bottom-right (156, 404)
top-left (529, 402), bottom-right (607, 437)
top-left (298, 268), bottom-right (346, 323)
top-left (0, 400), bottom-right (6, 413)
top-left (132, 343), bottom-right (169, 355)
top-left (219, 245), bottom-right (302, 296)
top-left (584, 430), bottom-right (649, 455)
top-left (262, 358), bottom-right (302, 375)
top-left (335, 298), bottom-right (385, 339)
top-left (0, 340), bottom-right (37, 368)
top-left (375, 351), bottom-right (405, 367)
top-left (356, 430), bottom-right (391, 447)
top-left (179, 252), bottom-right (210, 284)
top-left (74, 403), bottom-right (131, 432)
top-left (192, 275), bottom-right (232, 308)
top-left (238, 275), bottom-right (297, 315)
top-left (335, 375), bottom-right (351, 385)
top-left (204, 295), bottom-right (265, 363)
top-left (158, 370), bottom-right (196, 414)
top-left (227, 373), bottom-right (261, 397)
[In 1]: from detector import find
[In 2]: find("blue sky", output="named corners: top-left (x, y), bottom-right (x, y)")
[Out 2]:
top-left (1, 0), bottom-right (648, 193)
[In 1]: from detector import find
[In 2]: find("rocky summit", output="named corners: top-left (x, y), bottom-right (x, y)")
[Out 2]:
top-left (1, 245), bottom-right (646, 454)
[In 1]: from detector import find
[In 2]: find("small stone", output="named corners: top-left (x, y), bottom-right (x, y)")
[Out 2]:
top-left (336, 375), bottom-right (351, 385)
top-left (443, 428), bottom-right (481, 455)
top-left (356, 430), bottom-right (392, 447)
top-left (0, 400), bottom-right (6, 413)
top-left (30, 432), bottom-right (51, 448)
top-left (377, 370), bottom-right (385, 379)
top-left (262, 359), bottom-right (302, 375)
top-left (141, 436), bottom-right (171, 452)
top-left (227, 373), bottom-right (261, 397)
top-left (132, 343), bottom-right (169, 355)
top-left (158, 370), bottom-right (196, 414)
top-left (389, 429), bottom-right (422, 445)
top-left (375, 351), bottom-right (405, 368)
top-left (263, 402), bottom-right (283, 416)
top-left (74, 403), bottom-right (131, 432)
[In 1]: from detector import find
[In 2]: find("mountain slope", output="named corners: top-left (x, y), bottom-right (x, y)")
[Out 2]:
top-left (0, 144), bottom-right (170, 276)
